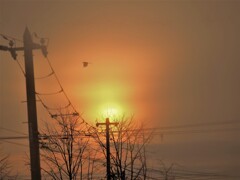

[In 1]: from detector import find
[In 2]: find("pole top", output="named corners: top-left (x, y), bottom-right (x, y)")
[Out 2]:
top-left (24, 26), bottom-right (30, 35)
top-left (23, 27), bottom-right (32, 43)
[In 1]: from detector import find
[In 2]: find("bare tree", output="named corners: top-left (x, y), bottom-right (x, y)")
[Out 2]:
top-left (0, 154), bottom-right (10, 179)
top-left (93, 116), bottom-right (153, 180)
top-left (40, 114), bottom-right (90, 180)
top-left (39, 114), bottom-right (153, 179)
top-left (0, 150), bottom-right (18, 180)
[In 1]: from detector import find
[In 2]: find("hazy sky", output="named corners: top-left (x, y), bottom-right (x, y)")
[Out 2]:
top-left (0, 0), bottom-right (240, 178)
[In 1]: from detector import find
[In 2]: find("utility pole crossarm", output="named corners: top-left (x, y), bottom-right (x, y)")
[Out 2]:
top-left (96, 121), bottom-right (119, 127)
top-left (0, 45), bottom-right (9, 51)
top-left (0, 29), bottom-right (47, 60)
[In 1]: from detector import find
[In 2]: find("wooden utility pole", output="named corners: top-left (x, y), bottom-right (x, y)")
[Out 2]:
top-left (0, 27), bottom-right (47, 179)
top-left (24, 27), bottom-right (41, 180)
top-left (96, 118), bottom-right (118, 180)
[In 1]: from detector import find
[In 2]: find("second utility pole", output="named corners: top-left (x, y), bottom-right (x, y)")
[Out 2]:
top-left (96, 118), bottom-right (118, 180)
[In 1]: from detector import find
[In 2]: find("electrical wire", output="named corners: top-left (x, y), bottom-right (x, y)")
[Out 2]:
top-left (35, 71), bottom-right (54, 79)
top-left (151, 127), bottom-right (240, 136)
top-left (144, 120), bottom-right (240, 131)
top-left (14, 54), bottom-right (75, 118)
top-left (1, 125), bottom-right (239, 142)
top-left (45, 57), bottom-right (78, 113)
top-left (0, 136), bottom-right (28, 140)
top-left (35, 89), bottom-right (63, 96)
top-left (12, 41), bottom-right (95, 131)
top-left (0, 33), bottom-right (23, 43)
top-left (0, 140), bottom-right (28, 147)
top-left (14, 57), bottom-right (54, 117)
top-left (16, 59), bottom-right (26, 76)
top-left (0, 126), bottom-right (27, 136)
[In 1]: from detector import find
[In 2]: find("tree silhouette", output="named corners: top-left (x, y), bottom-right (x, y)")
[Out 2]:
top-left (40, 114), bottom-right (90, 180)
top-left (0, 150), bottom-right (17, 180)
top-left (93, 116), bottom-right (153, 180)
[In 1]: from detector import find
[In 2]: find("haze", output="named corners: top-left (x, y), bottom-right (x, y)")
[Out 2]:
top-left (0, 0), bottom-right (240, 179)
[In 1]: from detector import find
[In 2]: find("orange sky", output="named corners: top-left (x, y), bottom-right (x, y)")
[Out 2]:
top-left (1, 0), bottom-right (240, 178)
top-left (44, 2), bottom-right (188, 124)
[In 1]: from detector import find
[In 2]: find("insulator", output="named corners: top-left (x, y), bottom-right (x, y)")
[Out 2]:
top-left (73, 112), bottom-right (79, 116)
top-left (40, 38), bottom-right (45, 45)
top-left (10, 49), bottom-right (17, 60)
top-left (41, 46), bottom-right (48, 57)
top-left (51, 114), bottom-right (57, 118)
top-left (9, 40), bottom-right (14, 47)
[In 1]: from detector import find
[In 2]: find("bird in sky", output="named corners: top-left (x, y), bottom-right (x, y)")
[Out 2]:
top-left (82, 61), bottom-right (91, 67)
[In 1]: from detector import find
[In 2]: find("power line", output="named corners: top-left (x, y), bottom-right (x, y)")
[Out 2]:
top-left (152, 127), bottom-right (240, 136)
top-left (0, 126), bottom-right (27, 135)
top-left (45, 56), bottom-right (78, 113)
top-left (26, 54), bottom-right (93, 127)
top-left (0, 139), bottom-right (28, 147)
top-left (1, 121), bottom-right (239, 141)
top-left (0, 33), bottom-right (23, 43)
top-left (35, 89), bottom-right (63, 96)
top-left (0, 136), bottom-right (28, 140)
top-left (129, 120), bottom-right (240, 132)
top-left (35, 71), bottom-right (54, 79)
top-left (13, 48), bottom-right (81, 120)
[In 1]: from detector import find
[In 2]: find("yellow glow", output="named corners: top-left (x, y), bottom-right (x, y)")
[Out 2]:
top-left (75, 74), bottom-right (133, 121)
top-left (98, 103), bottom-right (123, 119)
